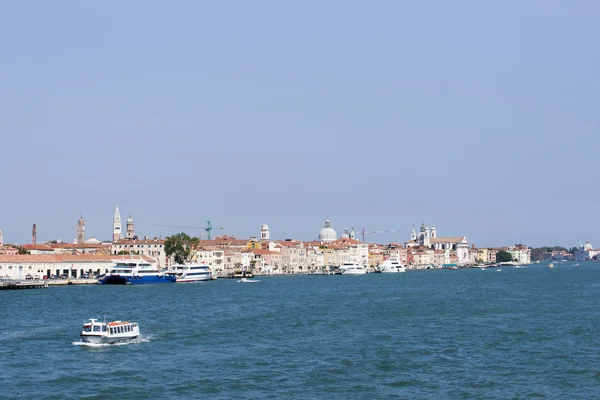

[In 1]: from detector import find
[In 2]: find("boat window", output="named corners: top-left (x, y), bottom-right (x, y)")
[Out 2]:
top-left (93, 325), bottom-right (101, 332)
top-left (102, 326), bottom-right (107, 332)
top-left (83, 325), bottom-right (92, 332)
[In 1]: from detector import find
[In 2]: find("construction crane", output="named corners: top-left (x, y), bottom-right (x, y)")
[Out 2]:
top-left (152, 222), bottom-right (224, 240)
top-left (205, 221), bottom-right (212, 240)
top-left (360, 227), bottom-right (401, 242)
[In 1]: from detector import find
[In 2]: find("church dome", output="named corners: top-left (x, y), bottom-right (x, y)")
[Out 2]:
top-left (127, 215), bottom-right (133, 223)
top-left (318, 218), bottom-right (337, 242)
top-left (261, 224), bottom-right (269, 231)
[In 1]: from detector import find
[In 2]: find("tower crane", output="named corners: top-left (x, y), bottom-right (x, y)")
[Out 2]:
top-left (152, 222), bottom-right (224, 240)
top-left (360, 227), bottom-right (402, 242)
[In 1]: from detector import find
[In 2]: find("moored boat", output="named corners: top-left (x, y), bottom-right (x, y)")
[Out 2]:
top-left (98, 258), bottom-right (176, 285)
top-left (165, 261), bottom-right (216, 282)
top-left (339, 262), bottom-right (367, 275)
top-left (378, 258), bottom-right (406, 273)
top-left (233, 270), bottom-right (254, 279)
top-left (80, 318), bottom-right (140, 344)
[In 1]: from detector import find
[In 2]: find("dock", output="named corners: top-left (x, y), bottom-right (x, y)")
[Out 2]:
top-left (0, 279), bottom-right (48, 290)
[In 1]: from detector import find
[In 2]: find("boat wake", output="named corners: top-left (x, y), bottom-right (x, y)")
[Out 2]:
top-left (238, 278), bottom-right (261, 283)
top-left (72, 335), bottom-right (152, 347)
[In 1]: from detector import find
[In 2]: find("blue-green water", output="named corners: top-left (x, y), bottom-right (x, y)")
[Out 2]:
top-left (2, 262), bottom-right (600, 399)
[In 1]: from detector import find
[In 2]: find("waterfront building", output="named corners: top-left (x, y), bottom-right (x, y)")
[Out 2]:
top-left (20, 244), bottom-right (55, 255)
top-left (113, 205), bottom-right (122, 242)
top-left (250, 249), bottom-right (283, 275)
top-left (48, 241), bottom-right (111, 255)
top-left (0, 254), bottom-right (157, 280)
top-left (0, 229), bottom-right (3, 246)
top-left (504, 244), bottom-right (532, 264)
top-left (77, 215), bottom-right (85, 244)
top-left (405, 223), bottom-right (470, 265)
top-left (111, 238), bottom-right (167, 269)
top-left (575, 240), bottom-right (600, 261)
top-left (0, 245), bottom-right (18, 255)
top-left (368, 244), bottom-right (384, 268)
top-left (477, 248), bottom-right (489, 263)
top-left (541, 250), bottom-right (574, 261)
top-left (194, 246), bottom-right (224, 271)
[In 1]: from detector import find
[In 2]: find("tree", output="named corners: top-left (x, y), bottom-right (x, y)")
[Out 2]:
top-left (17, 247), bottom-right (30, 255)
top-left (496, 250), bottom-right (513, 263)
top-left (164, 233), bottom-right (198, 264)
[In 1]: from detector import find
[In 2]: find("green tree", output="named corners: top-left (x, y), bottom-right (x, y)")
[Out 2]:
top-left (17, 247), bottom-right (30, 255)
top-left (496, 250), bottom-right (513, 263)
top-left (164, 233), bottom-right (199, 264)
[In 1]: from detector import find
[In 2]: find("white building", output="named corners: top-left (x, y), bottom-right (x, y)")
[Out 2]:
top-left (575, 240), bottom-right (600, 261)
top-left (406, 223), bottom-right (471, 265)
top-left (0, 254), bottom-right (157, 279)
top-left (111, 238), bottom-right (167, 269)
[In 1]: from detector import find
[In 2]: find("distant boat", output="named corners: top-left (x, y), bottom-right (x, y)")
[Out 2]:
top-left (548, 263), bottom-right (555, 268)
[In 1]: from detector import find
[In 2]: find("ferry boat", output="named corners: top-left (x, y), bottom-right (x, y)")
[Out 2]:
top-left (378, 258), bottom-right (406, 273)
top-left (339, 262), bottom-right (367, 275)
top-left (80, 318), bottom-right (140, 344)
top-left (165, 261), bottom-right (216, 282)
top-left (98, 259), bottom-right (176, 285)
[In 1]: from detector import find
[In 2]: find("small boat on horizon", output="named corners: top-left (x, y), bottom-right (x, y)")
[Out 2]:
top-left (80, 318), bottom-right (140, 344)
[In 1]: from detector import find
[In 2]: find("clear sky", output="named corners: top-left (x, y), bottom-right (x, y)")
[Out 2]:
top-left (1, 1), bottom-right (598, 248)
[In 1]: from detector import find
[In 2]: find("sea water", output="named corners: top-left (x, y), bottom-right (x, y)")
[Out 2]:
top-left (1, 262), bottom-right (599, 399)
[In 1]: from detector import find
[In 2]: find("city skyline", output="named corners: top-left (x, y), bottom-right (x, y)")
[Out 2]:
top-left (1, 1), bottom-right (599, 248)
top-left (0, 208), bottom-right (594, 250)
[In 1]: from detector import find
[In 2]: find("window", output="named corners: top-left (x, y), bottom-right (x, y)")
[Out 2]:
top-left (93, 326), bottom-right (101, 332)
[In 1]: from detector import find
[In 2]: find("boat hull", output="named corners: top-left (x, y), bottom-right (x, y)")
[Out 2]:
top-left (80, 334), bottom-right (138, 344)
top-left (379, 267), bottom-right (406, 273)
top-left (341, 270), bottom-right (367, 275)
top-left (99, 275), bottom-right (176, 284)
top-left (176, 276), bottom-right (214, 282)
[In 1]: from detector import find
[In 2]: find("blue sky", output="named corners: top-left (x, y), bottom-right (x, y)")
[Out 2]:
top-left (1, 1), bottom-right (598, 248)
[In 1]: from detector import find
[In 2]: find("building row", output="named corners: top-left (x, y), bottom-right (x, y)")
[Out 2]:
top-left (0, 219), bottom-right (533, 280)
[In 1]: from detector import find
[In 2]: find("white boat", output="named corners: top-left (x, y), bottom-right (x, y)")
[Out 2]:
top-left (339, 262), bottom-right (367, 275)
top-left (98, 258), bottom-right (175, 285)
top-left (378, 258), bottom-right (406, 273)
top-left (80, 318), bottom-right (140, 344)
top-left (165, 261), bottom-right (216, 282)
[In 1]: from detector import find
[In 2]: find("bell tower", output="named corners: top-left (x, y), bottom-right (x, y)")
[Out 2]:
top-left (260, 224), bottom-right (270, 241)
top-left (127, 215), bottom-right (135, 239)
top-left (113, 205), bottom-right (122, 242)
top-left (77, 215), bottom-right (85, 244)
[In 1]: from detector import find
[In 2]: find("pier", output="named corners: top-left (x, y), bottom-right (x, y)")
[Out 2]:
top-left (0, 279), bottom-right (48, 290)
